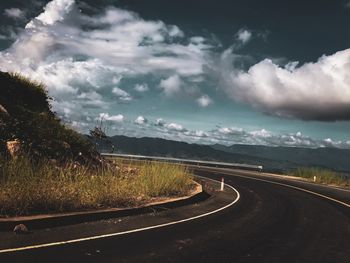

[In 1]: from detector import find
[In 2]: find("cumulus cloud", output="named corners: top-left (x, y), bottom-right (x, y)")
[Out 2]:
top-left (236, 29), bottom-right (252, 44)
top-left (2, 0), bottom-right (349, 130)
top-left (134, 83), bottom-right (149, 92)
top-left (0, 0), bottom-right (211, 121)
top-left (220, 48), bottom-right (350, 121)
top-left (150, 119), bottom-right (336, 148)
top-left (218, 127), bottom-right (244, 135)
top-left (4, 8), bottom-right (26, 20)
top-left (134, 116), bottom-right (147, 125)
top-left (112, 87), bottom-right (133, 101)
top-left (194, 130), bottom-right (209, 138)
top-left (76, 91), bottom-right (107, 108)
top-left (136, 118), bottom-right (350, 148)
top-left (197, 94), bottom-right (213, 107)
top-left (159, 75), bottom-right (182, 97)
top-left (152, 119), bottom-right (186, 132)
top-left (155, 118), bottom-right (166, 126)
top-left (207, 127), bottom-right (350, 148)
top-left (166, 122), bottom-right (186, 132)
top-left (98, 113), bottom-right (124, 122)
top-left (26, 0), bottom-right (75, 28)
top-left (82, 114), bottom-right (350, 149)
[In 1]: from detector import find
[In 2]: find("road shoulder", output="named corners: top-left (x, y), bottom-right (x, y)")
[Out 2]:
top-left (0, 176), bottom-right (238, 253)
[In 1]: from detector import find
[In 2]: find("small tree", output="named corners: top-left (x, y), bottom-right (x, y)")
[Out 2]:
top-left (89, 116), bottom-right (115, 153)
top-left (89, 117), bottom-right (108, 139)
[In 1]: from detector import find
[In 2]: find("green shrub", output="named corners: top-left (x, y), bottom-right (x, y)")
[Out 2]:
top-left (0, 71), bottom-right (98, 164)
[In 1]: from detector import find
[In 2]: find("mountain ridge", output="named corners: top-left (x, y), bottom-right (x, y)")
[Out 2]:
top-left (90, 135), bottom-right (350, 173)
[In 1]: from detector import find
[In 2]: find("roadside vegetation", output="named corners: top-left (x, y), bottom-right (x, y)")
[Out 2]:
top-left (0, 156), bottom-right (194, 217)
top-left (0, 72), bottom-right (195, 217)
top-left (288, 167), bottom-right (350, 187)
top-left (0, 71), bottom-right (99, 164)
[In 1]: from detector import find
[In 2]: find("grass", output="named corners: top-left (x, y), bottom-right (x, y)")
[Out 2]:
top-left (1, 71), bottom-right (101, 165)
top-left (288, 167), bottom-right (350, 187)
top-left (0, 156), bottom-right (194, 217)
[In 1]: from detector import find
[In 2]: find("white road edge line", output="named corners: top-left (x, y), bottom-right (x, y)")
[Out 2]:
top-left (211, 169), bottom-right (350, 208)
top-left (0, 175), bottom-right (240, 254)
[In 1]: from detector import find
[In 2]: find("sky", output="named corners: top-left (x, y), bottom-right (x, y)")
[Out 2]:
top-left (1, 0), bottom-right (350, 148)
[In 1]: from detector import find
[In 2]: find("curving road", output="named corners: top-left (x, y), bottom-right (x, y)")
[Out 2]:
top-left (1, 167), bottom-right (350, 263)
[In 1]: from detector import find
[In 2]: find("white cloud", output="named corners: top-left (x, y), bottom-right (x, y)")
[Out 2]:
top-left (155, 118), bottom-right (165, 126)
top-left (197, 94), bottom-right (213, 107)
top-left (112, 76), bottom-right (121, 85)
top-left (236, 29), bottom-right (252, 44)
top-left (0, 0), bottom-right (210, 121)
top-left (112, 87), bottom-right (132, 101)
top-left (26, 0), bottom-right (75, 28)
top-left (98, 113), bottom-right (124, 122)
top-left (218, 127), bottom-right (244, 135)
top-left (183, 130), bottom-right (209, 139)
top-left (194, 130), bottom-right (208, 137)
top-left (220, 48), bottom-right (350, 121)
top-left (90, 115), bottom-right (350, 149)
top-left (4, 8), bottom-right (25, 20)
top-left (77, 91), bottom-right (102, 100)
top-left (76, 91), bottom-right (106, 108)
top-left (2, 0), bottom-right (349, 128)
top-left (250, 129), bottom-right (272, 138)
top-left (166, 122), bottom-right (186, 132)
top-left (134, 83), bottom-right (149, 92)
top-left (159, 75), bottom-right (182, 97)
top-left (145, 118), bottom-right (350, 148)
top-left (190, 36), bottom-right (205, 44)
top-left (209, 127), bottom-right (335, 148)
top-left (168, 25), bottom-right (184, 38)
top-left (70, 121), bottom-right (89, 128)
top-left (153, 118), bottom-right (186, 132)
top-left (134, 115), bottom-right (147, 125)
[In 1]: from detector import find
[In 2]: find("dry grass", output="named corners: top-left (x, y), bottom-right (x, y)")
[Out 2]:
top-left (288, 167), bottom-right (350, 187)
top-left (0, 156), bottom-right (194, 217)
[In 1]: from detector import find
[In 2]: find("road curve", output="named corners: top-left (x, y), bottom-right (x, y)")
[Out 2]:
top-left (1, 168), bottom-right (350, 263)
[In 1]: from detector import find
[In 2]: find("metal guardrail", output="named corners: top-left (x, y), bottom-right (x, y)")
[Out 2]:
top-left (101, 153), bottom-right (263, 172)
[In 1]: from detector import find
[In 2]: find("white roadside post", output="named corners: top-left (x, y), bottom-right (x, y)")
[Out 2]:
top-left (313, 176), bottom-right (317, 182)
top-left (220, 178), bottom-right (224, 191)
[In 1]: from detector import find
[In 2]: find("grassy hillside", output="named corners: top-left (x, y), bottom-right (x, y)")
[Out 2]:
top-left (0, 72), bottom-right (195, 216)
top-left (0, 71), bottom-right (99, 164)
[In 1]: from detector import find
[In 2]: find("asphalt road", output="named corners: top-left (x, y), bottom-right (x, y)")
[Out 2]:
top-left (1, 168), bottom-right (349, 263)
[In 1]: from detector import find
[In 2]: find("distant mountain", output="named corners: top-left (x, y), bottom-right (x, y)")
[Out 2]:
top-left (89, 135), bottom-right (304, 173)
top-left (89, 135), bottom-right (350, 173)
top-left (93, 135), bottom-right (261, 162)
top-left (211, 144), bottom-right (350, 173)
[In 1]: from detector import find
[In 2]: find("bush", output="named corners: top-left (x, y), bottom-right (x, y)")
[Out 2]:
top-left (0, 71), bottom-right (99, 164)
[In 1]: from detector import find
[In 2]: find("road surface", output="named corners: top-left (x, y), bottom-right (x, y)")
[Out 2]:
top-left (1, 167), bottom-right (349, 263)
